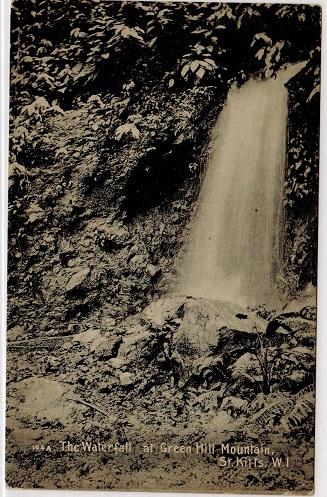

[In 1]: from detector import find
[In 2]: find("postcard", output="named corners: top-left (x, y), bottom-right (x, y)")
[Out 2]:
top-left (6, 1), bottom-right (320, 494)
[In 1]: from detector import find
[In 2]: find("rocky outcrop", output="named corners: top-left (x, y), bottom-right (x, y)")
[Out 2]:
top-left (93, 296), bottom-right (268, 389)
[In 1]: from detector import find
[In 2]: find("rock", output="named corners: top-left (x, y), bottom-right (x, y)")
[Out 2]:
top-left (117, 329), bottom-right (154, 363)
top-left (72, 328), bottom-right (102, 347)
top-left (143, 295), bottom-right (186, 327)
top-left (114, 296), bottom-right (268, 387)
top-left (282, 285), bottom-right (316, 315)
top-left (122, 330), bottom-right (152, 348)
top-left (146, 264), bottom-right (160, 277)
top-left (102, 223), bottom-right (129, 244)
top-left (47, 329), bottom-right (59, 336)
top-left (129, 254), bottom-right (146, 266)
top-left (12, 377), bottom-right (75, 424)
top-left (26, 203), bottom-right (45, 224)
top-left (7, 325), bottom-right (25, 342)
top-left (93, 337), bottom-right (122, 359)
top-left (273, 315), bottom-right (316, 346)
top-left (171, 298), bottom-right (266, 374)
top-left (204, 410), bottom-right (239, 443)
top-left (58, 240), bottom-right (76, 264)
top-left (62, 342), bottom-right (73, 350)
top-left (109, 357), bottom-right (127, 370)
top-left (65, 267), bottom-right (90, 292)
top-left (124, 323), bottom-right (147, 335)
top-left (67, 257), bottom-right (82, 268)
top-left (101, 316), bottom-right (116, 330)
top-left (67, 323), bottom-right (82, 334)
top-left (119, 372), bottom-right (136, 387)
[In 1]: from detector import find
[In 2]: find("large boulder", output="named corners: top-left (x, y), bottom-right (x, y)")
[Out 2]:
top-left (109, 295), bottom-right (268, 387)
top-left (171, 296), bottom-right (266, 356)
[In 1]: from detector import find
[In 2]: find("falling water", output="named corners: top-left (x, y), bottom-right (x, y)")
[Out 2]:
top-left (178, 63), bottom-right (307, 307)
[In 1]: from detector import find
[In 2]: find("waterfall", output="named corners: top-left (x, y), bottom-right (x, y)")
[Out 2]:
top-left (178, 63), bottom-right (307, 307)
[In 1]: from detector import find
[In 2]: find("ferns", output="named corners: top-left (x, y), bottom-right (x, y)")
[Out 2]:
top-left (253, 398), bottom-right (294, 427)
top-left (230, 352), bottom-right (259, 381)
top-left (249, 387), bottom-right (315, 432)
top-left (280, 392), bottom-right (315, 431)
top-left (294, 383), bottom-right (315, 399)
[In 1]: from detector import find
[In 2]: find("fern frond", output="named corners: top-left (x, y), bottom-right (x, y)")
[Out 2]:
top-left (294, 383), bottom-right (315, 399)
top-left (253, 398), bottom-right (294, 427)
top-left (230, 352), bottom-right (259, 379)
top-left (280, 392), bottom-right (314, 431)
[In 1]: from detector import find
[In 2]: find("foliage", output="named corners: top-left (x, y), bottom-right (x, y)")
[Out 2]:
top-left (228, 328), bottom-right (314, 395)
top-left (280, 390), bottom-right (315, 431)
top-left (10, 1), bottom-right (320, 167)
top-left (8, 1), bottom-right (321, 321)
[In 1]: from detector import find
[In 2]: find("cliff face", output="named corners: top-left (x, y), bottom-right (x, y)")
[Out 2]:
top-left (8, 69), bottom-right (319, 336)
top-left (283, 54), bottom-right (320, 297)
top-left (8, 82), bottom-right (224, 336)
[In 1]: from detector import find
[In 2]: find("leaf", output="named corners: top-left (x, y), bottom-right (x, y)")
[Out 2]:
top-left (22, 97), bottom-right (50, 116)
top-left (101, 53), bottom-right (110, 59)
top-left (199, 60), bottom-right (214, 72)
top-left (204, 58), bottom-right (217, 68)
top-left (130, 125), bottom-right (140, 139)
top-left (40, 38), bottom-right (52, 48)
top-left (289, 371), bottom-right (304, 382)
top-left (181, 64), bottom-right (190, 77)
top-left (256, 48), bottom-right (265, 60)
top-left (190, 60), bottom-right (200, 73)
top-left (70, 28), bottom-right (80, 37)
top-left (13, 126), bottom-right (28, 138)
top-left (290, 346), bottom-right (313, 356)
top-left (196, 67), bottom-right (205, 79)
top-left (253, 397), bottom-right (294, 427)
top-left (307, 85), bottom-right (320, 103)
top-left (230, 352), bottom-right (259, 379)
top-left (280, 393), bottom-right (314, 431)
top-left (71, 63), bottom-right (83, 76)
top-left (115, 123), bottom-right (139, 141)
top-left (147, 37), bottom-right (157, 48)
top-left (168, 78), bottom-right (175, 88)
top-left (121, 26), bottom-right (144, 42)
top-left (115, 124), bottom-right (130, 141)
top-left (21, 56), bottom-right (33, 63)
top-left (251, 32), bottom-right (273, 47)
top-left (264, 66), bottom-right (274, 79)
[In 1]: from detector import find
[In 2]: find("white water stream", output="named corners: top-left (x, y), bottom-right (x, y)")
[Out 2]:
top-left (178, 63), bottom-right (307, 307)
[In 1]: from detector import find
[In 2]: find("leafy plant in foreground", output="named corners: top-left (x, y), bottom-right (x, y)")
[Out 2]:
top-left (229, 326), bottom-right (314, 395)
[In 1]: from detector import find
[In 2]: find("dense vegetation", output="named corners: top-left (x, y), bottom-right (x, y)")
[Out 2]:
top-left (9, 2), bottom-right (320, 319)
top-left (6, 2), bottom-right (320, 492)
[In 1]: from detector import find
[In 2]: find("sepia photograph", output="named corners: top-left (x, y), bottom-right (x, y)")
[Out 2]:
top-left (4, 1), bottom-right (322, 494)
